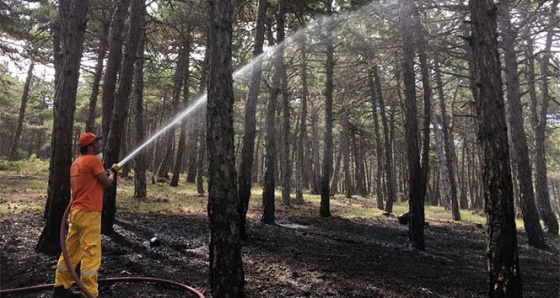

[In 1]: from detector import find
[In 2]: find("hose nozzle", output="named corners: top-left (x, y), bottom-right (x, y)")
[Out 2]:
top-left (111, 163), bottom-right (120, 172)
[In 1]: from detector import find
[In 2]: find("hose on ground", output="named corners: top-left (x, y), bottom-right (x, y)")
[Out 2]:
top-left (0, 202), bottom-right (205, 298)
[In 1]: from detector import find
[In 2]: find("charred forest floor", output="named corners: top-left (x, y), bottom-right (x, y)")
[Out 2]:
top-left (1, 173), bottom-right (559, 297)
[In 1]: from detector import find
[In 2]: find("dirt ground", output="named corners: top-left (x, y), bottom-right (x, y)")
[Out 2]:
top-left (1, 194), bottom-right (559, 297)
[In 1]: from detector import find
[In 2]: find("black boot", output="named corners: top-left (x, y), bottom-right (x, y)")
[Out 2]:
top-left (53, 286), bottom-right (82, 298)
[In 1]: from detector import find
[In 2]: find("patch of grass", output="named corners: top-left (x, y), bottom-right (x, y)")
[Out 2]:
top-left (0, 160), bottom-right (544, 230)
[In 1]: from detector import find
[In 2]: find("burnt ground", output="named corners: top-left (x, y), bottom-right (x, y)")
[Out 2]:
top-left (1, 200), bottom-right (559, 298)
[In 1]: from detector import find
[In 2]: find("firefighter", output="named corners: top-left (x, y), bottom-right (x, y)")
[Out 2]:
top-left (53, 132), bottom-right (114, 298)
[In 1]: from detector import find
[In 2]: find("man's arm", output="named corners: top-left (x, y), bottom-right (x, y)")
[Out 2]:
top-left (96, 170), bottom-right (114, 189)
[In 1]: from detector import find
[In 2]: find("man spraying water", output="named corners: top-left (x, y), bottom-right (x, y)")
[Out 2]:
top-left (53, 132), bottom-right (114, 298)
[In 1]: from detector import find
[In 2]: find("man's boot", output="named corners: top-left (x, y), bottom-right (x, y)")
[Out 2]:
top-left (52, 286), bottom-right (82, 298)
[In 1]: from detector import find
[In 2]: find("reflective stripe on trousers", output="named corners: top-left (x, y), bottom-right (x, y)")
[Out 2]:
top-left (55, 209), bottom-right (101, 297)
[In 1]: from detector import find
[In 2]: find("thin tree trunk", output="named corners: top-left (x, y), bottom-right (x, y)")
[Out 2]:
top-left (320, 2), bottom-right (334, 218)
top-left (342, 114), bottom-right (352, 198)
top-left (499, 0), bottom-right (545, 248)
top-left (369, 70), bottom-right (384, 209)
top-left (294, 33), bottom-right (309, 204)
top-left (532, 0), bottom-right (559, 235)
top-left (262, 14), bottom-right (285, 224)
top-left (102, 0), bottom-right (142, 234)
top-left (435, 60), bottom-right (460, 219)
top-left (9, 62), bottom-right (34, 161)
top-left (238, 0), bottom-right (267, 239)
top-left (85, 20), bottom-right (109, 132)
top-left (101, 0), bottom-right (130, 140)
top-left (372, 68), bottom-right (396, 213)
top-left (133, 0), bottom-right (147, 199)
top-left (170, 29), bottom-right (192, 187)
top-left (276, 0), bottom-right (290, 206)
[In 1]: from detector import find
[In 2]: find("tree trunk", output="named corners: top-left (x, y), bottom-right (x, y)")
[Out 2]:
top-left (238, 0), bottom-right (267, 239)
top-left (370, 68), bottom-right (396, 213)
top-left (435, 59), bottom-right (460, 220)
top-left (101, 0), bottom-right (130, 140)
top-left (133, 1), bottom-right (147, 199)
top-left (85, 19), bottom-right (109, 132)
top-left (37, 0), bottom-right (88, 256)
top-left (170, 30), bottom-right (192, 187)
top-left (207, 0), bottom-right (245, 295)
top-left (499, 0), bottom-right (545, 248)
top-left (9, 62), bottom-right (33, 161)
top-left (278, 0), bottom-right (291, 207)
top-left (469, 0), bottom-right (522, 296)
top-left (320, 2), bottom-right (334, 218)
top-left (369, 70), bottom-right (384, 209)
top-left (262, 13), bottom-right (285, 224)
top-left (196, 54), bottom-right (208, 197)
top-left (400, 0), bottom-right (424, 250)
top-left (342, 114), bottom-right (352, 198)
top-left (532, 0), bottom-right (559, 235)
top-left (294, 34), bottom-right (308, 204)
top-left (102, 0), bottom-right (142, 234)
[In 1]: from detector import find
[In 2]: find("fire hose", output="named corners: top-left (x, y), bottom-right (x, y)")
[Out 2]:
top-left (0, 164), bottom-right (205, 298)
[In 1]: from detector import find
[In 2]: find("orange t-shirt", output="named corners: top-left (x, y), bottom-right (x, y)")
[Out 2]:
top-left (70, 155), bottom-right (106, 211)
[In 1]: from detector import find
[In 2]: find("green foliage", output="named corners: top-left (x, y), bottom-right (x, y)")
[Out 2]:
top-left (0, 159), bottom-right (19, 171)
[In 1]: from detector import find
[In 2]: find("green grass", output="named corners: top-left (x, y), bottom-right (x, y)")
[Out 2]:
top-left (1, 158), bottom-right (545, 230)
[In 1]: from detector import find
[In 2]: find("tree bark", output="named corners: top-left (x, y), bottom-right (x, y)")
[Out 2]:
top-left (469, 0), bottom-right (522, 296)
top-left (498, 0), bottom-right (545, 248)
top-left (532, 0), bottom-right (559, 235)
top-left (9, 62), bottom-right (33, 161)
top-left (238, 0), bottom-right (267, 239)
top-left (37, 0), bottom-right (88, 256)
top-left (207, 0), bottom-right (245, 295)
top-left (368, 70), bottom-right (384, 209)
top-left (170, 29), bottom-right (192, 187)
top-left (400, 0), bottom-right (425, 250)
top-left (133, 1), bottom-right (147, 199)
top-left (278, 0), bottom-right (291, 207)
top-left (85, 19), bottom-right (110, 132)
top-left (262, 12), bottom-right (285, 224)
top-left (320, 1), bottom-right (334, 218)
top-left (294, 33), bottom-right (309, 204)
top-left (101, 0), bottom-right (130, 140)
top-left (102, 0), bottom-right (142, 234)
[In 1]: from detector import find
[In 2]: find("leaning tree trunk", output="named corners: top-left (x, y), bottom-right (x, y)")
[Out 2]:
top-left (372, 67), bottom-right (396, 214)
top-left (207, 0), bottom-right (245, 295)
top-left (435, 59), bottom-right (460, 220)
top-left (238, 0), bottom-right (267, 239)
top-left (469, 0), bottom-right (523, 296)
top-left (9, 62), bottom-right (33, 161)
top-left (85, 19), bottom-right (109, 132)
top-left (533, 0), bottom-right (559, 235)
top-left (37, 0), bottom-right (88, 256)
top-left (499, 0), bottom-right (545, 248)
top-left (101, 0), bottom-right (130, 140)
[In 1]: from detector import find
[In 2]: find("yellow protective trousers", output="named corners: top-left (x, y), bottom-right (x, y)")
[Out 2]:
top-left (55, 209), bottom-right (102, 297)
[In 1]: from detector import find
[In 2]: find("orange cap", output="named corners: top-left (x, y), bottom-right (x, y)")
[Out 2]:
top-left (77, 132), bottom-right (102, 147)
